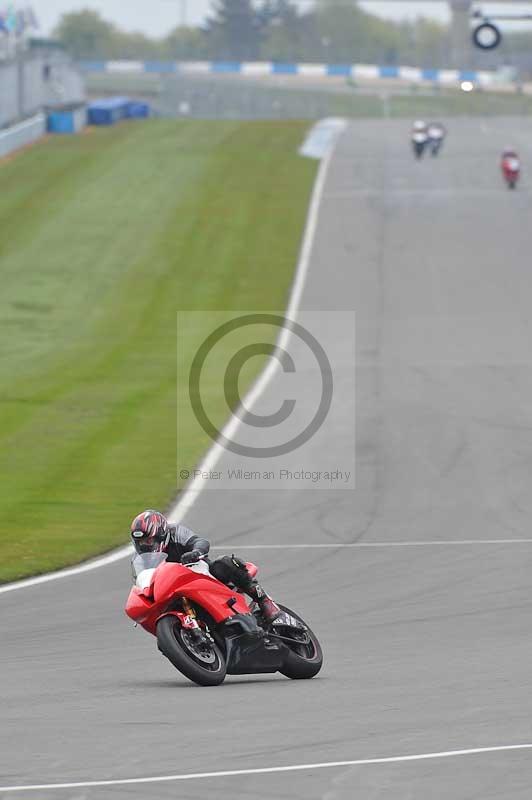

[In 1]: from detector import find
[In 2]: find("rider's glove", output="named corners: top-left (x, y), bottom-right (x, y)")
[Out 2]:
top-left (231, 554), bottom-right (247, 570)
top-left (181, 549), bottom-right (202, 566)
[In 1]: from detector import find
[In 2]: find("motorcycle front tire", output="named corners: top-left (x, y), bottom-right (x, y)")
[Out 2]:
top-left (157, 616), bottom-right (227, 686)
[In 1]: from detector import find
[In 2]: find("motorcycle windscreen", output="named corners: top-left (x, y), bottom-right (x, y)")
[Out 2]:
top-left (132, 552), bottom-right (167, 576)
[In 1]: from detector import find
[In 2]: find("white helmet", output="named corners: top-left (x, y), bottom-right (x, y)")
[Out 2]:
top-left (413, 120), bottom-right (426, 131)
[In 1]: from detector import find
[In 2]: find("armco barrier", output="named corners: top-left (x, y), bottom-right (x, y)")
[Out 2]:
top-left (0, 113), bottom-right (46, 158)
top-left (79, 60), bottom-right (496, 87)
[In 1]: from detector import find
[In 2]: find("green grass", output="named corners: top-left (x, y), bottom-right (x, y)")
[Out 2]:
top-left (0, 120), bottom-right (316, 582)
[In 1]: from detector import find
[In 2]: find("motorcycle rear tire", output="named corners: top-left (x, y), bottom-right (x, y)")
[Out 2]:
top-left (277, 605), bottom-right (323, 680)
top-left (157, 616), bottom-right (227, 686)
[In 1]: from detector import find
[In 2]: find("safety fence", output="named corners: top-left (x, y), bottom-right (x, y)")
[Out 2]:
top-left (79, 60), bottom-right (495, 88)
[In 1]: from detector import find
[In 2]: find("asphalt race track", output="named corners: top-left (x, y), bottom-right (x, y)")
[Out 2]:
top-left (3, 117), bottom-right (532, 798)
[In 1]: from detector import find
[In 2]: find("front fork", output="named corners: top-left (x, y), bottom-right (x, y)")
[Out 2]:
top-left (177, 599), bottom-right (209, 644)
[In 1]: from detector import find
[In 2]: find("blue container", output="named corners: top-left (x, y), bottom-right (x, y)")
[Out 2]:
top-left (47, 105), bottom-right (87, 134)
top-left (127, 102), bottom-right (150, 119)
top-left (87, 97), bottom-right (131, 126)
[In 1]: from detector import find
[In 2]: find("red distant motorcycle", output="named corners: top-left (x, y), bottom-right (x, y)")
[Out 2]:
top-left (125, 552), bottom-right (323, 686)
top-left (501, 150), bottom-right (520, 189)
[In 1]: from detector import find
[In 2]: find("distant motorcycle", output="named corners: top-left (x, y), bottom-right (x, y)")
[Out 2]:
top-left (427, 122), bottom-right (446, 157)
top-left (501, 150), bottom-right (520, 189)
top-left (412, 132), bottom-right (428, 159)
top-left (125, 552), bottom-right (323, 686)
top-left (411, 120), bottom-right (429, 159)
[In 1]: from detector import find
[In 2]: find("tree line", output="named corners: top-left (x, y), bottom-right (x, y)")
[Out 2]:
top-left (54, 0), bottom-right (450, 68)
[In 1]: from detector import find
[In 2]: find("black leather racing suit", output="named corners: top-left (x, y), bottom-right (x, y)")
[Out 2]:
top-left (164, 523), bottom-right (261, 598)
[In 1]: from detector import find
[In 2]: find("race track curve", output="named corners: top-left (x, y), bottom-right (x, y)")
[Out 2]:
top-left (2, 117), bottom-right (532, 799)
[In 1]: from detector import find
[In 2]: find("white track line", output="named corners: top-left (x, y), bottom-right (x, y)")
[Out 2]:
top-left (2, 744), bottom-right (532, 792)
top-left (3, 536), bottom-right (531, 595)
top-left (0, 141), bottom-right (335, 597)
top-left (3, 537), bottom-right (531, 596)
top-left (217, 540), bottom-right (532, 549)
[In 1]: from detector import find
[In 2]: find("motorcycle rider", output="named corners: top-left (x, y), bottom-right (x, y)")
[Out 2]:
top-left (501, 148), bottom-right (520, 188)
top-left (427, 121), bottom-right (446, 156)
top-left (501, 147), bottom-right (520, 169)
top-left (411, 120), bottom-right (428, 159)
top-left (130, 510), bottom-right (281, 622)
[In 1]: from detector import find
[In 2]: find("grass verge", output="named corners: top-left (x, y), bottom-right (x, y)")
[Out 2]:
top-left (0, 119), bottom-right (316, 582)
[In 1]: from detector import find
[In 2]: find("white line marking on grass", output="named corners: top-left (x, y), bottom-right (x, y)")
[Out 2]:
top-left (0, 135), bottom-right (336, 596)
top-left (2, 744), bottom-right (532, 792)
top-left (0, 546), bottom-right (133, 596)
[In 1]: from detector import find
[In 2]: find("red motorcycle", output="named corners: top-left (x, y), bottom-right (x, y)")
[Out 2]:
top-left (125, 552), bottom-right (323, 686)
top-left (501, 150), bottom-right (520, 190)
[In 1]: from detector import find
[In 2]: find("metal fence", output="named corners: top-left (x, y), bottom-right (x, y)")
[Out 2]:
top-left (0, 50), bottom-right (85, 129)
top-left (156, 74), bottom-right (382, 120)
top-left (151, 73), bottom-right (532, 120)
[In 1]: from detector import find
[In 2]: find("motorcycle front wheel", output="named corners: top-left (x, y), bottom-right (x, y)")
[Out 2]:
top-left (276, 605), bottom-right (323, 680)
top-left (157, 616), bottom-right (227, 686)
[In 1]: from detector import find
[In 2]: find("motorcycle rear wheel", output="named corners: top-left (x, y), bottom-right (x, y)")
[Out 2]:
top-left (157, 616), bottom-right (227, 686)
top-left (276, 605), bottom-right (323, 680)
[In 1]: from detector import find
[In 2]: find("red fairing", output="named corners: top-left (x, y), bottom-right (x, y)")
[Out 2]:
top-left (125, 587), bottom-right (155, 629)
top-left (501, 157), bottom-right (520, 180)
top-left (125, 561), bottom-right (251, 637)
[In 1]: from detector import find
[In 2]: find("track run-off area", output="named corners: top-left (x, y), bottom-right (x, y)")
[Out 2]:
top-left (2, 117), bottom-right (532, 798)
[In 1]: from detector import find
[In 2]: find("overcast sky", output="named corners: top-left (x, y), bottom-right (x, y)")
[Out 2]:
top-left (33, 0), bottom-right (532, 38)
